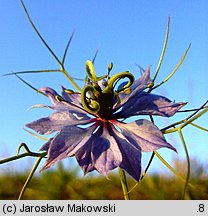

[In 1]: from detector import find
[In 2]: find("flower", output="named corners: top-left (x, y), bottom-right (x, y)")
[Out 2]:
top-left (26, 60), bottom-right (186, 181)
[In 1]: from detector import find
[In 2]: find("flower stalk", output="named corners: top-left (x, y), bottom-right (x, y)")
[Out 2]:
top-left (18, 155), bottom-right (44, 200)
top-left (119, 168), bottom-right (130, 200)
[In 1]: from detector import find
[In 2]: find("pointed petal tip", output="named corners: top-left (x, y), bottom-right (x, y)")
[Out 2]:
top-left (39, 166), bottom-right (46, 173)
top-left (170, 145), bottom-right (177, 153)
top-left (40, 161), bottom-right (52, 173)
top-left (180, 101), bottom-right (188, 107)
top-left (25, 122), bottom-right (33, 131)
top-left (164, 141), bottom-right (177, 153)
top-left (38, 87), bottom-right (58, 97)
top-left (60, 85), bottom-right (65, 90)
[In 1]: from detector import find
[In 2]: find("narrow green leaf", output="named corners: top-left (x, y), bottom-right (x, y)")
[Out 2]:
top-left (152, 16), bottom-right (170, 83)
top-left (20, 0), bottom-right (81, 91)
top-left (180, 107), bottom-right (208, 130)
top-left (20, 0), bottom-right (62, 66)
top-left (92, 48), bottom-right (99, 64)
top-left (24, 128), bottom-right (49, 141)
top-left (62, 31), bottom-right (75, 66)
top-left (3, 69), bottom-right (61, 76)
top-left (154, 151), bottom-right (194, 189)
top-left (190, 122), bottom-right (208, 132)
top-left (162, 101), bottom-right (208, 132)
top-left (140, 152), bottom-right (155, 180)
top-left (151, 43), bottom-right (191, 91)
top-left (14, 74), bottom-right (47, 97)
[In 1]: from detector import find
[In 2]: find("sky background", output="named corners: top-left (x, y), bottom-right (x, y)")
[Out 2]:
top-left (0, 0), bottom-right (207, 178)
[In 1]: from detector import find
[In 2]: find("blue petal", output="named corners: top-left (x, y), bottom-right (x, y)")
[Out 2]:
top-left (39, 87), bottom-right (89, 115)
top-left (131, 66), bottom-right (152, 91)
top-left (92, 126), bottom-right (122, 176)
top-left (74, 138), bottom-right (94, 174)
top-left (39, 87), bottom-right (60, 105)
top-left (115, 91), bottom-right (186, 118)
top-left (114, 67), bottom-right (152, 109)
top-left (40, 124), bottom-right (97, 171)
top-left (115, 119), bottom-right (176, 152)
top-left (111, 126), bottom-right (142, 181)
top-left (26, 110), bottom-right (91, 135)
top-left (75, 125), bottom-right (122, 176)
top-left (61, 86), bottom-right (83, 107)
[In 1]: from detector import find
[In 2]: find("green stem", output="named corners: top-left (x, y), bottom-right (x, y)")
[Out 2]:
top-left (18, 155), bottom-right (44, 200)
top-left (119, 168), bottom-right (130, 200)
top-left (0, 152), bottom-right (46, 165)
top-left (178, 128), bottom-right (190, 199)
top-left (0, 153), bottom-right (29, 164)
top-left (190, 122), bottom-right (208, 132)
top-left (62, 68), bottom-right (81, 92)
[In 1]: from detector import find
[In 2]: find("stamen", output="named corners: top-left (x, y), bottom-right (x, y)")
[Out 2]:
top-left (85, 60), bottom-right (97, 84)
top-left (81, 85), bottom-right (100, 114)
top-left (64, 89), bottom-right (75, 94)
top-left (105, 71), bottom-right (135, 93)
top-left (108, 62), bottom-right (113, 74)
top-left (55, 95), bottom-right (64, 102)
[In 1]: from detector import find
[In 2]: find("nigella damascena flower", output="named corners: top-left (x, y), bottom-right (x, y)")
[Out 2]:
top-left (26, 60), bottom-right (186, 181)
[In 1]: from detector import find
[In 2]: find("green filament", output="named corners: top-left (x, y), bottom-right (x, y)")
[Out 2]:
top-left (81, 85), bottom-right (100, 114)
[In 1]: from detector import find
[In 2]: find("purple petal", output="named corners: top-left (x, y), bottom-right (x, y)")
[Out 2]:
top-left (116, 119), bottom-right (176, 152)
top-left (91, 126), bottom-right (122, 176)
top-left (61, 86), bottom-right (83, 107)
top-left (39, 87), bottom-right (89, 115)
top-left (40, 138), bottom-right (52, 151)
top-left (40, 124), bottom-right (97, 171)
top-left (74, 137), bottom-right (94, 174)
top-left (26, 110), bottom-right (91, 135)
top-left (131, 66), bottom-right (152, 91)
top-left (39, 87), bottom-right (60, 105)
top-left (111, 126), bottom-right (142, 181)
top-left (115, 91), bottom-right (186, 118)
top-left (114, 67), bottom-right (152, 109)
top-left (75, 125), bottom-right (122, 176)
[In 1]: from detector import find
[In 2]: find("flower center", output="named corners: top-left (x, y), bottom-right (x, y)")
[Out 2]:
top-left (81, 60), bottom-right (134, 120)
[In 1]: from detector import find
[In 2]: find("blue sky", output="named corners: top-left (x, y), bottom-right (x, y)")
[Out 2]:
top-left (0, 0), bottom-right (207, 177)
